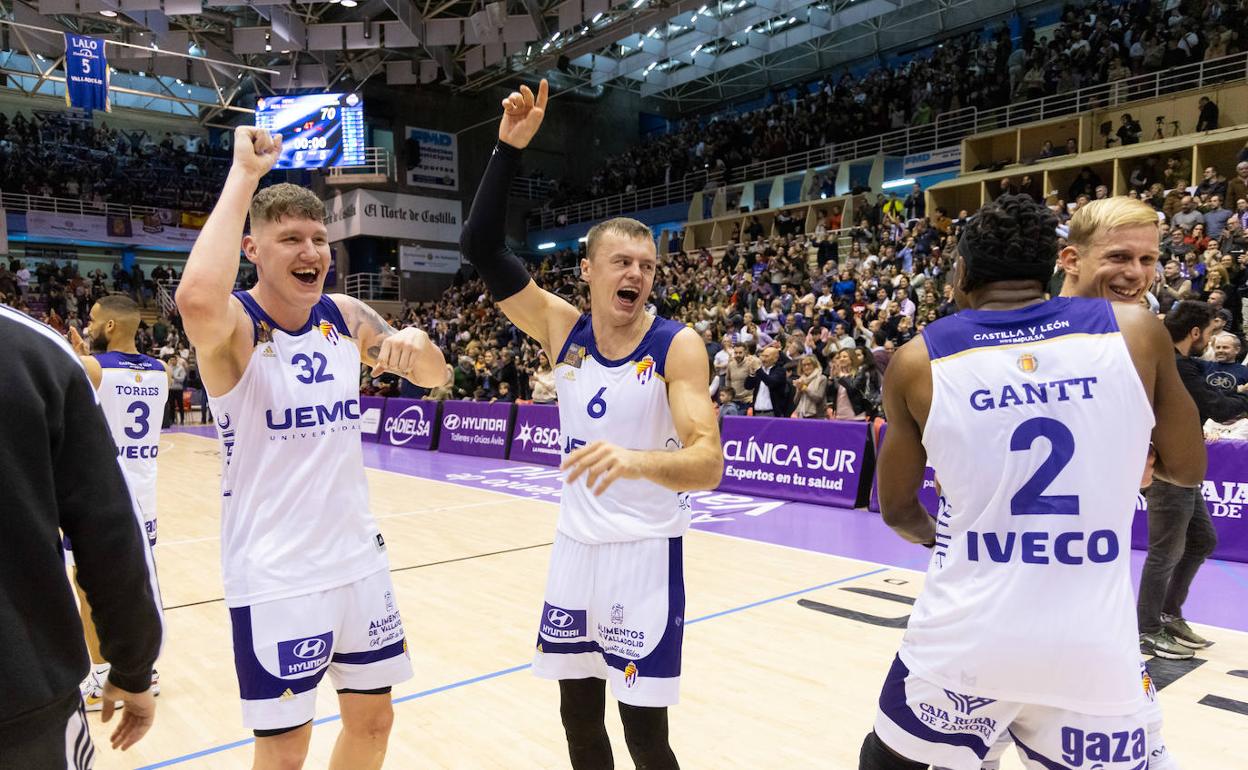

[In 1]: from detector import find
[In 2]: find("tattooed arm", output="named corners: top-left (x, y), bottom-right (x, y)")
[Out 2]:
top-left (331, 295), bottom-right (449, 388)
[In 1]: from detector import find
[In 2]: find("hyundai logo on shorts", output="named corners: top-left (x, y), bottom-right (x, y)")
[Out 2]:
top-left (294, 638), bottom-right (327, 659)
top-left (539, 603), bottom-right (585, 639)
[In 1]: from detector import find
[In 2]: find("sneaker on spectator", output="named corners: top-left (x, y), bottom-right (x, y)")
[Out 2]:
top-left (1162, 614), bottom-right (1213, 649)
top-left (1140, 630), bottom-right (1195, 660)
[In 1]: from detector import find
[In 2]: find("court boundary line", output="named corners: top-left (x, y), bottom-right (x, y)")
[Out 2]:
top-left (133, 565), bottom-right (889, 769)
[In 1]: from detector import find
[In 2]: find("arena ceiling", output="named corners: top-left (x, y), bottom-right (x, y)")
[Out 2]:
top-left (0, 0), bottom-right (1046, 121)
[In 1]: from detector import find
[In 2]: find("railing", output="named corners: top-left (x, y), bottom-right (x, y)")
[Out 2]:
top-left (156, 279), bottom-right (178, 318)
top-left (510, 177), bottom-right (559, 200)
top-left (0, 190), bottom-right (159, 220)
top-left (345, 272), bottom-right (399, 301)
top-left (527, 51), bottom-right (1248, 230)
top-left (326, 147), bottom-right (396, 183)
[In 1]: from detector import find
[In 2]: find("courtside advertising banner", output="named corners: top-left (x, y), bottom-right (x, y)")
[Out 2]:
top-left (359, 395), bottom-right (385, 443)
top-left (379, 398), bottom-right (438, 451)
top-left (1131, 439), bottom-right (1248, 564)
top-left (65, 33), bottom-right (109, 113)
top-left (717, 416), bottom-right (868, 508)
top-left (438, 400), bottom-right (513, 459)
top-left (509, 404), bottom-right (562, 467)
top-left (868, 424), bottom-right (940, 514)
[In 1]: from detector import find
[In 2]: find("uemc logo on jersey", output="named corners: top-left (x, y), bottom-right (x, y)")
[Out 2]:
top-left (276, 631), bottom-right (333, 676)
top-left (385, 404), bottom-right (432, 445)
top-left (266, 399), bottom-right (361, 432)
top-left (539, 603), bottom-right (587, 640)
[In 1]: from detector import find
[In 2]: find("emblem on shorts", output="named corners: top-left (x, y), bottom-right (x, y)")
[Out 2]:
top-left (564, 344), bottom-right (585, 368)
top-left (610, 603), bottom-right (624, 625)
top-left (375, 533), bottom-right (386, 551)
top-left (280, 688), bottom-right (295, 701)
top-left (277, 632), bottom-right (333, 676)
top-left (635, 355), bottom-right (656, 385)
top-left (944, 690), bottom-right (995, 715)
top-left (385, 590), bottom-right (395, 613)
top-left (624, 661), bottom-right (638, 688)
top-left (1017, 353), bottom-right (1038, 373)
top-left (540, 603), bottom-right (586, 639)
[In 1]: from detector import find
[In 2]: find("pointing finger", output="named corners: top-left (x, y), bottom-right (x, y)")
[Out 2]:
top-left (536, 78), bottom-right (550, 110)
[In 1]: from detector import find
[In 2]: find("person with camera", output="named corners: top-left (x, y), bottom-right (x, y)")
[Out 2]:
top-left (1117, 113), bottom-right (1142, 145)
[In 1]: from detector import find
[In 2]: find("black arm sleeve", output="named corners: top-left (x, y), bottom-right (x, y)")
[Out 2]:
top-left (1177, 356), bottom-right (1248, 424)
top-left (58, 370), bottom-right (163, 694)
top-left (459, 141), bottom-right (534, 301)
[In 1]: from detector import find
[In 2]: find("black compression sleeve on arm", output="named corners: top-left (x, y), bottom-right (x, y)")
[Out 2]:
top-left (459, 141), bottom-right (533, 302)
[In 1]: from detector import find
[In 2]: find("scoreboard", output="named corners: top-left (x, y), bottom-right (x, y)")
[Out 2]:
top-left (255, 92), bottom-right (365, 169)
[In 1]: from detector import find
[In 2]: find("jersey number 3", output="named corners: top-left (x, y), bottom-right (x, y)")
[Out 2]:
top-left (292, 353), bottom-right (334, 384)
top-left (1010, 417), bottom-right (1079, 516)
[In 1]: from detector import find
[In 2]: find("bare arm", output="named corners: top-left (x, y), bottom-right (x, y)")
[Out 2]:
top-left (331, 295), bottom-right (449, 388)
top-left (876, 338), bottom-right (938, 545)
top-left (563, 329), bottom-right (724, 494)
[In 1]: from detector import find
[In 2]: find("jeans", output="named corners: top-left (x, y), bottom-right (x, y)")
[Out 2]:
top-left (1136, 479), bottom-right (1218, 634)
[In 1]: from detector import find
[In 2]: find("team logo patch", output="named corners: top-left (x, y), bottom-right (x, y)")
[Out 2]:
top-left (943, 690), bottom-right (996, 715)
top-left (624, 661), bottom-right (639, 688)
top-left (635, 355), bottom-right (656, 384)
top-left (1017, 353), bottom-right (1038, 373)
top-left (1142, 666), bottom-right (1155, 701)
top-left (276, 631), bottom-right (333, 677)
top-left (257, 321), bottom-right (274, 344)
top-left (611, 603), bottom-right (624, 625)
top-left (319, 321), bottom-right (340, 345)
top-left (563, 344), bottom-right (585, 368)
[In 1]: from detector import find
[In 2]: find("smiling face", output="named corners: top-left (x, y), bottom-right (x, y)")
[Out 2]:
top-left (1061, 224), bottom-right (1159, 304)
top-left (244, 216), bottom-right (331, 307)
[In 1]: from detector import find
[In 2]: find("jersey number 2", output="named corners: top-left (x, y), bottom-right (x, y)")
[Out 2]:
top-left (1010, 417), bottom-right (1079, 515)
top-left (293, 353), bottom-right (334, 384)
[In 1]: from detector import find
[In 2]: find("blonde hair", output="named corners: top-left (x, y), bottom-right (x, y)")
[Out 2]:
top-left (585, 217), bottom-right (654, 260)
top-left (250, 183), bottom-right (325, 227)
top-left (1066, 197), bottom-right (1159, 247)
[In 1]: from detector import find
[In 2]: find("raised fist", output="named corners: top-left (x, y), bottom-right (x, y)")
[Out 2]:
top-left (232, 126), bottom-right (283, 179)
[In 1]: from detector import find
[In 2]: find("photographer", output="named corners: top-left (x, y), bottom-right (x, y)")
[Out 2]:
top-left (1117, 113), bottom-right (1142, 145)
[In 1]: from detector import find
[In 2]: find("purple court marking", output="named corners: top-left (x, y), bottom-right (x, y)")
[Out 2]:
top-left (164, 427), bottom-right (1248, 633)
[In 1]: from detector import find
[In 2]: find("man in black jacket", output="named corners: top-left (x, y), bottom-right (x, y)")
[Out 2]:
top-left (0, 305), bottom-right (162, 768)
top-left (745, 345), bottom-right (792, 416)
top-left (1139, 301), bottom-right (1248, 660)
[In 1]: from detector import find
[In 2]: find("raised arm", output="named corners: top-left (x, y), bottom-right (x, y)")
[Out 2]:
top-left (459, 79), bottom-right (579, 353)
top-left (876, 338), bottom-right (938, 546)
top-left (331, 295), bottom-right (448, 388)
top-left (67, 326), bottom-right (102, 389)
top-left (177, 127), bottom-right (281, 358)
top-left (563, 329), bottom-right (724, 494)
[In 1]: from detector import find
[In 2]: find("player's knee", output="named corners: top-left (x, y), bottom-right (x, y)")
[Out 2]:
top-left (343, 704), bottom-right (393, 741)
top-left (858, 731), bottom-right (927, 770)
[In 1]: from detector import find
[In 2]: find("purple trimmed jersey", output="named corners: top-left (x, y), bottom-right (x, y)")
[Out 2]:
top-left (903, 297), bottom-right (1154, 715)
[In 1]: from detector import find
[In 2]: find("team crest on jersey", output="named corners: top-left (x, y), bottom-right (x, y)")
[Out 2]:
top-left (134, 373), bottom-right (143, 383)
top-left (1017, 353), bottom-right (1038, 373)
top-left (635, 355), bottom-right (656, 384)
top-left (257, 321), bottom-right (274, 344)
top-left (624, 661), bottom-right (638, 688)
top-left (319, 321), bottom-right (340, 345)
top-left (563, 344), bottom-right (585, 368)
top-left (1141, 668), bottom-right (1155, 701)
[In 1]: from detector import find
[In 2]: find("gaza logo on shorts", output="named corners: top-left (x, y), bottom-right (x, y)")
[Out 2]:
top-left (277, 631), bottom-right (333, 676)
top-left (539, 602), bottom-right (586, 640)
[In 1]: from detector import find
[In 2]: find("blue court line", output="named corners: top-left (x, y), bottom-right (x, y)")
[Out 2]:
top-left (135, 565), bottom-right (890, 769)
top-left (1213, 558), bottom-right (1248, 592)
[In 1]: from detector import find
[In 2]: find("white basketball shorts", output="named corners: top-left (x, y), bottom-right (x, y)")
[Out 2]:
top-left (532, 532), bottom-right (685, 708)
top-left (228, 568), bottom-right (413, 731)
top-left (875, 655), bottom-right (1156, 770)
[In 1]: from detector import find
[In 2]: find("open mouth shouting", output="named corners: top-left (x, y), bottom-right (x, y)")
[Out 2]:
top-left (615, 286), bottom-right (641, 311)
top-left (292, 267), bottom-right (321, 286)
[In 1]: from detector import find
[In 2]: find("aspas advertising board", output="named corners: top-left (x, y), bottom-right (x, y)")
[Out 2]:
top-left (717, 416), bottom-right (868, 508)
top-left (508, 404), bottom-right (562, 467)
top-left (379, 398), bottom-right (438, 451)
top-left (438, 400), bottom-right (513, 459)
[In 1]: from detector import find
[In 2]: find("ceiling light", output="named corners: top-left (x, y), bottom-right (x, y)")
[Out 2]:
top-left (99, 9), bottom-right (117, 16)
top-left (537, 242), bottom-right (556, 250)
top-left (341, 0), bottom-right (358, 6)
top-left (265, 44), bottom-right (272, 52)
top-left (591, 12), bottom-right (603, 22)
top-left (632, 0), bottom-right (646, 8)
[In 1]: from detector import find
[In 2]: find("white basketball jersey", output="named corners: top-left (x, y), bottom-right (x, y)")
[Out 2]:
top-left (902, 297), bottom-right (1154, 715)
top-left (94, 351), bottom-right (166, 525)
top-left (208, 292), bottom-right (387, 607)
top-left (554, 314), bottom-right (691, 544)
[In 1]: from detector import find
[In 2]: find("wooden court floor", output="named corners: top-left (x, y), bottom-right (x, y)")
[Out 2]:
top-left (82, 432), bottom-right (1248, 769)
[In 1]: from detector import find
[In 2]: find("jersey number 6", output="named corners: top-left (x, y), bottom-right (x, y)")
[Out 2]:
top-left (587, 387), bottom-right (607, 419)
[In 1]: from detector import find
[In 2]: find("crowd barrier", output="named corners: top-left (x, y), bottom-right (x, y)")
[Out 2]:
top-left (358, 397), bottom-right (1248, 565)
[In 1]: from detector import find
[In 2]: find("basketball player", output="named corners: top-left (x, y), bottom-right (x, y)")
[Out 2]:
top-left (859, 194), bottom-right (1205, 770)
top-left (460, 80), bottom-right (723, 769)
top-left (177, 126), bottom-right (447, 770)
top-left (65, 295), bottom-right (167, 712)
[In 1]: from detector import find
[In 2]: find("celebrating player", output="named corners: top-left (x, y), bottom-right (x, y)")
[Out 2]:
top-left (177, 126), bottom-right (447, 770)
top-left (860, 195), bottom-right (1205, 770)
top-left (66, 295), bottom-right (167, 711)
top-left (460, 80), bottom-right (724, 769)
